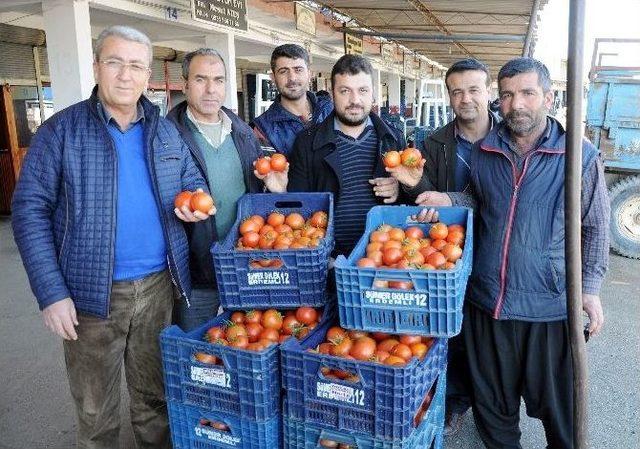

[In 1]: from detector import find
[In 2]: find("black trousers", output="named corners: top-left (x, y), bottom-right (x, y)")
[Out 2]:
top-left (446, 328), bottom-right (472, 414)
top-left (463, 302), bottom-right (573, 449)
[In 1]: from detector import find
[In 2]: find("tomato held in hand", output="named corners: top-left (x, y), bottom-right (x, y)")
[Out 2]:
top-left (383, 150), bottom-right (401, 168)
top-left (190, 191), bottom-right (215, 214)
top-left (255, 157), bottom-right (271, 175)
top-left (400, 148), bottom-right (423, 167)
top-left (270, 153), bottom-right (288, 172)
top-left (174, 191), bottom-right (193, 210)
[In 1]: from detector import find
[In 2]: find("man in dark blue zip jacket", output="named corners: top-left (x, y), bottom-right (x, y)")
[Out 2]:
top-left (167, 48), bottom-right (264, 331)
top-left (11, 26), bottom-right (212, 449)
top-left (251, 44), bottom-right (333, 156)
top-left (416, 58), bottom-right (609, 449)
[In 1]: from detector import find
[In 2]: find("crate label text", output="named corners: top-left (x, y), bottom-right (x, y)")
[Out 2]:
top-left (362, 290), bottom-right (428, 307)
top-left (191, 366), bottom-right (231, 388)
top-left (247, 271), bottom-right (291, 286)
top-left (195, 426), bottom-right (241, 445)
top-left (316, 381), bottom-right (365, 406)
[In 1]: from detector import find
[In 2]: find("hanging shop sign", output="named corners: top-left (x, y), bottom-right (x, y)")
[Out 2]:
top-left (192, 0), bottom-right (248, 31)
top-left (344, 33), bottom-right (363, 55)
top-left (295, 3), bottom-right (316, 36)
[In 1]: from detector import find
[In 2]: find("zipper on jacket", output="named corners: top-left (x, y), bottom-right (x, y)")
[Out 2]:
top-left (57, 182), bottom-right (70, 264)
top-left (443, 144), bottom-right (449, 191)
top-left (490, 150), bottom-right (534, 319)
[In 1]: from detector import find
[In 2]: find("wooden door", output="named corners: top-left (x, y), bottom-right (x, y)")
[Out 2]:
top-left (0, 85), bottom-right (22, 214)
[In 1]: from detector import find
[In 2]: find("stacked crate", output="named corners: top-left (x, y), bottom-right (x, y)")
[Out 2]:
top-left (281, 205), bottom-right (473, 449)
top-left (161, 193), bottom-right (335, 449)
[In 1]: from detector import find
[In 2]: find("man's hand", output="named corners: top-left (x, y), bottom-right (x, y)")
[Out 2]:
top-left (411, 208), bottom-right (441, 223)
top-left (174, 188), bottom-right (216, 222)
top-left (254, 160), bottom-right (289, 193)
top-left (385, 159), bottom-right (425, 188)
top-left (370, 177), bottom-right (399, 204)
top-left (43, 297), bottom-right (78, 340)
top-left (582, 293), bottom-right (604, 336)
top-left (415, 191), bottom-right (452, 207)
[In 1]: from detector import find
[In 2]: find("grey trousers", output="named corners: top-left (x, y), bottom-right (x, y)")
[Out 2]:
top-left (63, 270), bottom-right (174, 449)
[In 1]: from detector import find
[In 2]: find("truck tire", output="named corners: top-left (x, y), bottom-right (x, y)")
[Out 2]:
top-left (609, 175), bottom-right (640, 259)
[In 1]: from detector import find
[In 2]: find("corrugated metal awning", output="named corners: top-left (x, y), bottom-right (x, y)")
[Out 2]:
top-left (311, 0), bottom-right (548, 75)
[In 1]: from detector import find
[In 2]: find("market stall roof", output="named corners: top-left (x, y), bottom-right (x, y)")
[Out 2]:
top-left (307, 0), bottom-right (549, 75)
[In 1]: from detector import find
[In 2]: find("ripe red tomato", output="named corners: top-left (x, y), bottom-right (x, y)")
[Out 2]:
top-left (225, 324), bottom-right (247, 341)
top-left (244, 310), bottom-right (262, 324)
top-left (285, 213), bottom-right (305, 230)
top-left (383, 150), bottom-right (401, 168)
top-left (371, 332), bottom-right (391, 342)
top-left (330, 337), bottom-right (353, 357)
top-left (249, 215), bottom-right (265, 227)
top-left (230, 311), bottom-right (245, 324)
top-left (400, 148), bottom-right (423, 168)
top-left (447, 230), bottom-right (465, 246)
top-left (239, 219), bottom-right (260, 235)
top-left (259, 327), bottom-right (280, 342)
top-left (382, 248), bottom-right (403, 266)
top-left (205, 326), bottom-right (225, 342)
top-left (388, 280), bottom-right (414, 290)
top-left (282, 315), bottom-right (302, 335)
top-left (295, 307), bottom-right (318, 325)
top-left (229, 335), bottom-right (249, 349)
top-left (174, 191), bottom-right (193, 210)
top-left (410, 342), bottom-right (428, 359)
top-left (309, 211), bottom-right (328, 229)
top-left (245, 322), bottom-right (263, 343)
top-left (261, 309), bottom-right (283, 330)
top-left (426, 251), bottom-right (447, 268)
top-left (267, 212), bottom-right (285, 227)
top-left (429, 222), bottom-right (449, 240)
top-left (194, 352), bottom-right (218, 364)
top-left (441, 243), bottom-right (463, 262)
top-left (377, 338), bottom-right (399, 353)
top-left (357, 257), bottom-right (377, 268)
top-left (370, 230), bottom-right (390, 243)
top-left (383, 355), bottom-right (407, 366)
top-left (326, 326), bottom-right (348, 341)
top-left (255, 157), bottom-right (271, 175)
top-left (388, 227), bottom-right (405, 242)
top-left (190, 192), bottom-right (214, 214)
top-left (399, 335), bottom-right (422, 346)
top-left (270, 153), bottom-right (288, 172)
top-left (391, 343), bottom-right (413, 361)
top-left (404, 226), bottom-right (424, 240)
top-left (241, 232), bottom-right (260, 248)
top-left (349, 336), bottom-right (377, 361)
top-left (431, 238), bottom-right (447, 251)
top-left (258, 231), bottom-right (276, 249)
top-left (448, 224), bottom-right (465, 234)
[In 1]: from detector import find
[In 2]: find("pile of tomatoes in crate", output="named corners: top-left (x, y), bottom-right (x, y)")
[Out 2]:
top-left (195, 307), bottom-right (323, 361)
top-left (356, 222), bottom-right (466, 272)
top-left (310, 327), bottom-right (435, 373)
top-left (382, 147), bottom-right (424, 168)
top-left (236, 210), bottom-right (328, 250)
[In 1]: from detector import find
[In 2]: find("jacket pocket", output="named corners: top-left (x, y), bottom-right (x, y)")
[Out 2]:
top-left (549, 257), bottom-right (566, 295)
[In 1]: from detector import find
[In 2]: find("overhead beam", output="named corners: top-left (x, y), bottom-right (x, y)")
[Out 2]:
top-left (405, 0), bottom-right (473, 57)
top-left (334, 29), bottom-right (526, 42)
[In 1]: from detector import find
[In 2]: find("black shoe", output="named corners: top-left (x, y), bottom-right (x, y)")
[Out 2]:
top-left (444, 411), bottom-right (465, 436)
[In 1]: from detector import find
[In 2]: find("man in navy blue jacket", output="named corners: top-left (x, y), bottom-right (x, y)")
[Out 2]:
top-left (167, 48), bottom-right (264, 330)
top-left (12, 26), bottom-right (212, 449)
top-left (416, 58), bottom-right (609, 449)
top-left (251, 44), bottom-right (333, 156)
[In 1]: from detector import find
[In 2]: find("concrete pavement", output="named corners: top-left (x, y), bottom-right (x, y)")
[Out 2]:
top-left (1, 216), bottom-right (638, 449)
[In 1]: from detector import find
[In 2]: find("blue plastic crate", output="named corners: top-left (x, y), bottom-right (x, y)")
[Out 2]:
top-left (334, 206), bottom-right (473, 337)
top-left (212, 193), bottom-right (335, 309)
top-left (167, 400), bottom-right (281, 449)
top-left (282, 370), bottom-right (446, 448)
top-left (160, 311), bottom-right (280, 420)
top-left (280, 317), bottom-right (447, 441)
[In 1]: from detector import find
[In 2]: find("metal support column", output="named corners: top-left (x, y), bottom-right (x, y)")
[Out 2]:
top-left (565, 1), bottom-right (588, 447)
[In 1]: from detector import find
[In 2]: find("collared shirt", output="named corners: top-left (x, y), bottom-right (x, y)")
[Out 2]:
top-left (333, 116), bottom-right (374, 134)
top-left (453, 114), bottom-right (496, 192)
top-left (97, 100), bottom-right (145, 132)
top-left (186, 107), bottom-right (233, 149)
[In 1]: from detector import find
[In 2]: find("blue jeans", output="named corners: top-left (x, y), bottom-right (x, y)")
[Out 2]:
top-left (173, 287), bottom-right (220, 331)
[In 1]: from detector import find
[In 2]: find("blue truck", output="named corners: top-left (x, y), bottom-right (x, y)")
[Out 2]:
top-left (585, 38), bottom-right (640, 259)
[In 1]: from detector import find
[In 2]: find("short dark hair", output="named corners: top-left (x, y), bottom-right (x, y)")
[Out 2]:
top-left (270, 44), bottom-right (310, 72)
top-left (182, 48), bottom-right (226, 79)
top-left (444, 58), bottom-right (491, 90)
top-left (330, 54), bottom-right (373, 88)
top-left (498, 57), bottom-right (552, 93)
